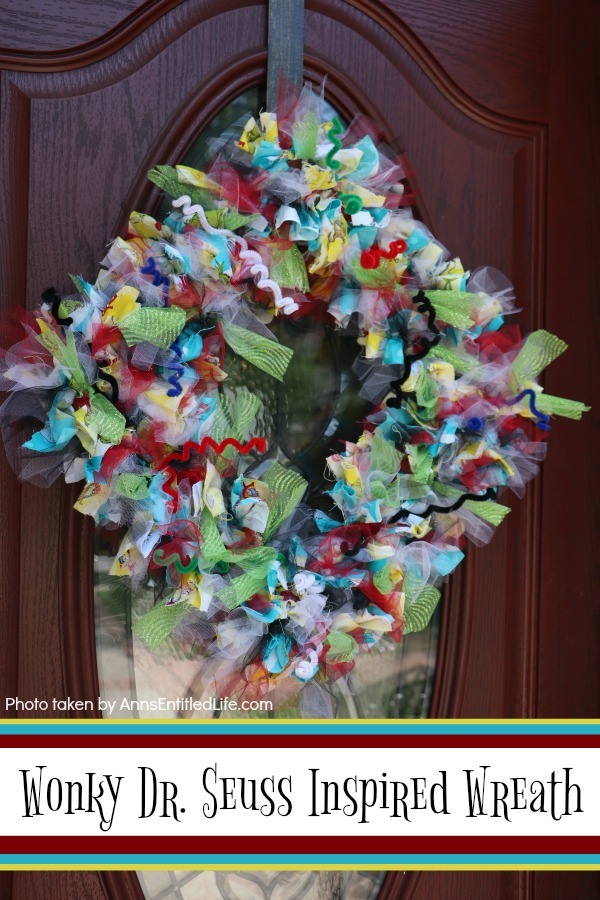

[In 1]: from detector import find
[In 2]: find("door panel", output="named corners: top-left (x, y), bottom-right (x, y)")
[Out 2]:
top-left (0, 0), bottom-right (597, 898)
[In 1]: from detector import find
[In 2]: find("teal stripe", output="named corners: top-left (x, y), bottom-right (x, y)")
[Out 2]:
top-left (1, 855), bottom-right (600, 865)
top-left (0, 724), bottom-right (599, 735)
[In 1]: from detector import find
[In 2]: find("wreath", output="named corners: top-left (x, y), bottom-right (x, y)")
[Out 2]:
top-left (0, 85), bottom-right (589, 715)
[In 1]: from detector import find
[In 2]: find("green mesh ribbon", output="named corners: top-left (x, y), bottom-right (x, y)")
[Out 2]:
top-left (402, 572), bottom-right (441, 634)
top-left (434, 481), bottom-right (511, 525)
top-left (463, 498), bottom-right (510, 525)
top-left (292, 111), bottom-right (319, 160)
top-left (200, 508), bottom-right (229, 564)
top-left (120, 306), bottom-right (186, 350)
top-left (271, 245), bottom-right (309, 292)
top-left (36, 328), bottom-right (89, 395)
top-left (326, 630), bottom-right (359, 663)
top-left (220, 320), bottom-right (293, 381)
top-left (211, 391), bottom-right (261, 444)
top-left (200, 510), bottom-right (276, 569)
top-left (349, 257), bottom-right (395, 288)
top-left (371, 430), bottom-right (402, 475)
top-left (205, 208), bottom-right (257, 231)
top-left (511, 329), bottom-right (567, 386)
top-left (132, 599), bottom-right (189, 650)
top-left (422, 290), bottom-right (476, 329)
top-left (147, 165), bottom-right (215, 210)
top-left (199, 510), bottom-right (280, 609)
top-left (218, 561), bottom-right (275, 610)
top-left (89, 392), bottom-right (126, 445)
top-left (262, 462), bottom-right (307, 540)
top-left (429, 344), bottom-right (478, 373)
top-left (198, 462), bottom-right (305, 609)
top-left (536, 394), bottom-right (590, 420)
top-left (114, 473), bottom-right (150, 500)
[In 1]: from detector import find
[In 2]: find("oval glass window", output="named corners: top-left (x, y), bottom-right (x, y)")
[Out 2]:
top-left (94, 87), bottom-right (440, 721)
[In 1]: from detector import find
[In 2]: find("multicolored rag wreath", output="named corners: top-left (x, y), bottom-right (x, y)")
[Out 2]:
top-left (0, 84), bottom-right (589, 714)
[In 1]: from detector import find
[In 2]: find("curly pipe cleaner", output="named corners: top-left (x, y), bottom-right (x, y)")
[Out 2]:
top-left (509, 388), bottom-right (551, 431)
top-left (152, 548), bottom-right (199, 573)
top-left (141, 256), bottom-right (170, 289)
top-left (158, 436), bottom-right (268, 513)
top-left (157, 436), bottom-right (268, 470)
top-left (166, 342), bottom-right (185, 397)
top-left (388, 486), bottom-right (497, 525)
top-left (387, 290), bottom-right (441, 407)
top-left (172, 195), bottom-right (299, 314)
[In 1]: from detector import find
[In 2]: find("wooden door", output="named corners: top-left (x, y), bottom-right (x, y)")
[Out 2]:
top-left (0, 0), bottom-right (597, 897)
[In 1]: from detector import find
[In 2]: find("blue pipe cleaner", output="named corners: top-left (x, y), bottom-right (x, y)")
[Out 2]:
top-left (512, 389), bottom-right (551, 431)
top-left (166, 343), bottom-right (184, 397)
top-left (141, 256), bottom-right (170, 288)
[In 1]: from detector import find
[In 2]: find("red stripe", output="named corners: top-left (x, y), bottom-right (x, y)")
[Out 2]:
top-left (0, 736), bottom-right (599, 749)
top-left (1, 836), bottom-right (599, 855)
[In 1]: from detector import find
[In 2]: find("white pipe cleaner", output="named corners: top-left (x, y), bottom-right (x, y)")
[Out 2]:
top-left (172, 195), bottom-right (299, 314)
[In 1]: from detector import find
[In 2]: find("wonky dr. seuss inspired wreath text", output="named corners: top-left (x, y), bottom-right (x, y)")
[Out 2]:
top-left (0, 85), bottom-right (589, 715)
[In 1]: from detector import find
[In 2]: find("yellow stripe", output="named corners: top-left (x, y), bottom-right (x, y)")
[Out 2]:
top-left (0, 865), bottom-right (598, 872)
top-left (0, 720), bottom-right (588, 725)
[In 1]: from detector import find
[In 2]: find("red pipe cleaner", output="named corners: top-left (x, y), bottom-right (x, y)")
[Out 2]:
top-left (158, 437), bottom-right (267, 512)
top-left (360, 238), bottom-right (408, 270)
top-left (158, 436), bottom-right (268, 470)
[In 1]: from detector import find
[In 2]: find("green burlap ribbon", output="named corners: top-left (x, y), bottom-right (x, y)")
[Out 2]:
top-left (421, 290), bottom-right (477, 329)
top-left (349, 257), bottom-right (395, 288)
top-left (220, 320), bottom-right (293, 381)
top-left (147, 165), bottom-right (216, 211)
top-left (119, 306), bottom-right (187, 350)
top-left (88, 392), bottom-right (126, 445)
top-left (427, 344), bottom-right (478, 373)
top-left (271, 245), bottom-right (309, 292)
top-left (132, 599), bottom-right (189, 650)
top-left (36, 327), bottom-right (89, 395)
top-left (205, 208), bottom-right (257, 231)
top-left (535, 394), bottom-right (590, 420)
top-left (433, 481), bottom-right (511, 525)
top-left (402, 572), bottom-right (441, 634)
top-left (212, 463), bottom-right (307, 608)
top-left (211, 391), bottom-right (261, 444)
top-left (510, 329), bottom-right (567, 387)
top-left (217, 560), bottom-right (278, 610)
top-left (262, 462), bottom-right (307, 540)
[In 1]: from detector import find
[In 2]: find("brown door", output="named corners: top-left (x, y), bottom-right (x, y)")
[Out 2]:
top-left (0, 0), bottom-right (597, 897)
